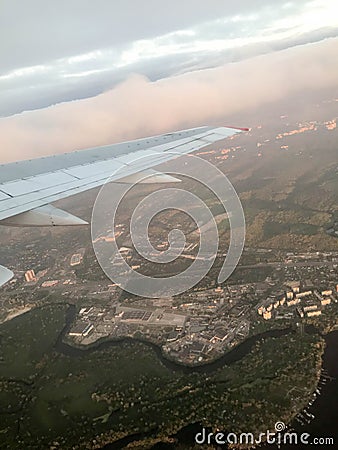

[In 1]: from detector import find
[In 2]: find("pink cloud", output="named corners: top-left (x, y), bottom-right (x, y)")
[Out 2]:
top-left (1, 37), bottom-right (337, 163)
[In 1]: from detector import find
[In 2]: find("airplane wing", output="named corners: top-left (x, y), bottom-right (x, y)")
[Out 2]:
top-left (0, 125), bottom-right (247, 285)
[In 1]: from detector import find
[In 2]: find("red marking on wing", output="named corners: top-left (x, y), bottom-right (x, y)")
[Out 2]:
top-left (226, 126), bottom-right (250, 131)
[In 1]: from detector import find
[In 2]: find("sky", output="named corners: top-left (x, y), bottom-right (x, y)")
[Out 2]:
top-left (0, 0), bottom-right (338, 162)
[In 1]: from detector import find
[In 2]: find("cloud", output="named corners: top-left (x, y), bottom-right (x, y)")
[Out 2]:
top-left (1, 25), bottom-right (337, 117)
top-left (2, 0), bottom-right (283, 73)
top-left (2, 0), bottom-right (338, 117)
top-left (0, 37), bottom-right (337, 163)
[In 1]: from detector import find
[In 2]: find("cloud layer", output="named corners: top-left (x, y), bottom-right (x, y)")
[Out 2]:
top-left (1, 37), bottom-right (337, 163)
top-left (1, 0), bottom-right (337, 116)
top-left (0, 0), bottom-right (307, 72)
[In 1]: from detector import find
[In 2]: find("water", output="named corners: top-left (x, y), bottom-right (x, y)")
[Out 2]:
top-left (55, 305), bottom-right (294, 375)
top-left (148, 331), bottom-right (338, 450)
top-left (265, 330), bottom-right (338, 450)
top-left (56, 306), bottom-right (337, 449)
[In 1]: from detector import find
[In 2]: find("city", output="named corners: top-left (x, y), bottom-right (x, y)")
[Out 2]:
top-left (2, 234), bottom-right (337, 366)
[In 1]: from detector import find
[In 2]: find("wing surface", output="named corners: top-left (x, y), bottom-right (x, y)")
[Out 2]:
top-left (0, 125), bottom-right (247, 285)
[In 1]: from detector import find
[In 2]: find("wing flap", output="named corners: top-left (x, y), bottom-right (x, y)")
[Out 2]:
top-left (1, 205), bottom-right (88, 227)
top-left (2, 172), bottom-right (77, 197)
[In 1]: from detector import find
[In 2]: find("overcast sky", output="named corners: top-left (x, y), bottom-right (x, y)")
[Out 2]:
top-left (0, 0), bottom-right (337, 161)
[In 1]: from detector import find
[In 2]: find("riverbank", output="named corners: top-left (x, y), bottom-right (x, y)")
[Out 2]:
top-left (0, 305), bottom-right (33, 324)
top-left (103, 332), bottom-right (335, 450)
top-left (58, 304), bottom-right (297, 373)
top-left (0, 303), bottom-right (333, 450)
top-left (55, 305), bottom-right (329, 449)
top-left (258, 330), bottom-right (338, 450)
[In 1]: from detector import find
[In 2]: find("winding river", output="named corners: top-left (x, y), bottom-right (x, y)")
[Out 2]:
top-left (55, 305), bottom-right (294, 374)
top-left (54, 306), bottom-right (338, 449)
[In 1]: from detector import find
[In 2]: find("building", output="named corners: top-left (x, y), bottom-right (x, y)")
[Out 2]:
top-left (25, 269), bottom-right (37, 283)
top-left (321, 290), bottom-right (332, 296)
top-left (286, 281), bottom-right (300, 293)
top-left (321, 298), bottom-right (331, 306)
top-left (263, 310), bottom-right (272, 320)
top-left (306, 310), bottom-right (321, 318)
top-left (295, 291), bottom-right (312, 298)
top-left (258, 306), bottom-right (264, 315)
top-left (275, 312), bottom-right (294, 320)
top-left (313, 290), bottom-right (324, 301)
top-left (121, 309), bottom-right (152, 322)
top-left (211, 328), bottom-right (229, 342)
top-left (286, 298), bottom-right (301, 307)
top-left (70, 248), bottom-right (85, 266)
top-left (69, 321), bottom-right (90, 336)
top-left (69, 322), bottom-right (94, 337)
top-left (303, 305), bottom-right (318, 313)
top-left (167, 331), bottom-right (179, 342)
top-left (41, 280), bottom-right (58, 288)
top-left (79, 307), bottom-right (94, 315)
top-left (82, 324), bottom-right (94, 337)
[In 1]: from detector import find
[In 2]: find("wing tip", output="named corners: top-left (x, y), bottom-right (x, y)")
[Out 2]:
top-left (226, 126), bottom-right (251, 132)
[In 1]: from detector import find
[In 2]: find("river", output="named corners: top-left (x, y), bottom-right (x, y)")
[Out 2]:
top-left (167, 331), bottom-right (338, 450)
top-left (259, 329), bottom-right (338, 450)
top-left (55, 305), bottom-right (294, 374)
top-left (55, 306), bottom-right (337, 449)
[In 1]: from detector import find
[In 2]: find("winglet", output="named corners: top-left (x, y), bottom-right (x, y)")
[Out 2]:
top-left (0, 265), bottom-right (14, 287)
top-left (226, 126), bottom-right (251, 132)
